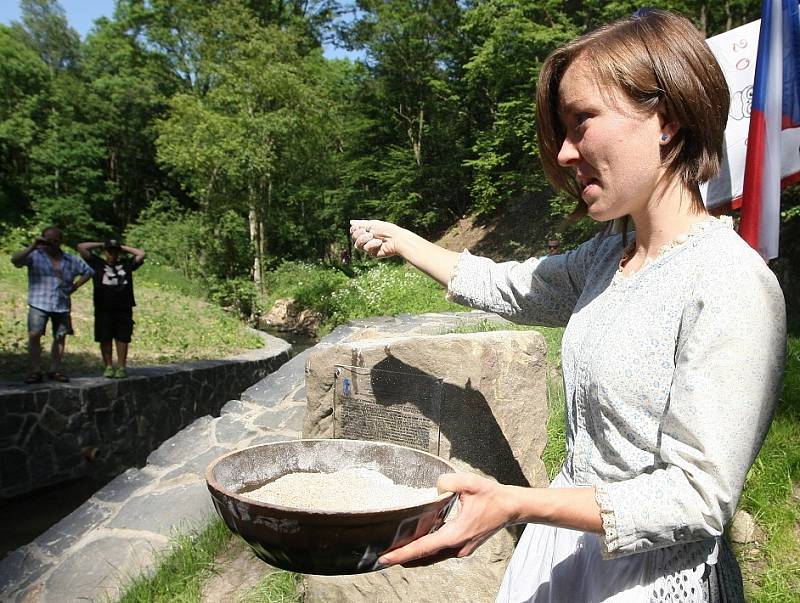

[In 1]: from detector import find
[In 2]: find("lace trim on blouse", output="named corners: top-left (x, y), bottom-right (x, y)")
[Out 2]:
top-left (445, 248), bottom-right (470, 302)
top-left (594, 484), bottom-right (619, 558)
top-left (616, 216), bottom-right (729, 279)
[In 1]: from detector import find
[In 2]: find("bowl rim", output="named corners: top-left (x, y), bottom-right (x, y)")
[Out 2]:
top-left (205, 438), bottom-right (459, 517)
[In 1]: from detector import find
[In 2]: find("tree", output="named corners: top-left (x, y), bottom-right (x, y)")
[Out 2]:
top-left (459, 0), bottom-right (575, 217)
top-left (82, 16), bottom-right (183, 231)
top-left (156, 2), bottom-right (339, 288)
top-left (17, 0), bottom-right (81, 72)
top-left (336, 0), bottom-right (470, 233)
top-left (0, 25), bottom-right (49, 221)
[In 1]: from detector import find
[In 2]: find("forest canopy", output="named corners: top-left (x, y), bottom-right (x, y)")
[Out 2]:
top-left (1, 0), bottom-right (784, 299)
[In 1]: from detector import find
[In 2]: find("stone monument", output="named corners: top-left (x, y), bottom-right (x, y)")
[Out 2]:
top-left (302, 329), bottom-right (550, 602)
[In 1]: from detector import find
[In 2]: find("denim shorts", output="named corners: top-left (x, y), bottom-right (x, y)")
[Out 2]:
top-left (28, 306), bottom-right (73, 339)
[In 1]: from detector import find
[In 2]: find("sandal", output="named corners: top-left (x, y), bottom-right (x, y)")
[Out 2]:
top-left (24, 372), bottom-right (43, 384)
top-left (47, 371), bottom-right (70, 383)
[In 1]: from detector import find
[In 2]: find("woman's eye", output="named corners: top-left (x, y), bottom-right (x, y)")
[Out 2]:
top-left (575, 113), bottom-right (589, 127)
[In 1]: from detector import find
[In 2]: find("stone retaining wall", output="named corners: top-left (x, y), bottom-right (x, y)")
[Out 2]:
top-left (0, 332), bottom-right (291, 499)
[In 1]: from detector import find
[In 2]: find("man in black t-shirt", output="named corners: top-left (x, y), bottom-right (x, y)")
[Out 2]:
top-left (77, 239), bottom-right (145, 378)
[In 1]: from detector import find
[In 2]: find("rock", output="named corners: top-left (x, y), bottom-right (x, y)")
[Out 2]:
top-left (304, 330), bottom-right (550, 488)
top-left (260, 298), bottom-right (322, 336)
top-left (303, 529), bottom-right (517, 603)
top-left (302, 330), bottom-right (549, 602)
top-left (729, 510), bottom-right (764, 545)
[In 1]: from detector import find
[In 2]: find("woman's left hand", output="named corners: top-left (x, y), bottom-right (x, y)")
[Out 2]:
top-left (379, 472), bottom-right (515, 568)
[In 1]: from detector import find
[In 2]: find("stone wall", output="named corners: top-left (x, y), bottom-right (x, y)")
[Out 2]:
top-left (0, 332), bottom-right (291, 500)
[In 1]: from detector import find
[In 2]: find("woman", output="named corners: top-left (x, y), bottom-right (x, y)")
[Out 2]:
top-left (351, 9), bottom-right (786, 602)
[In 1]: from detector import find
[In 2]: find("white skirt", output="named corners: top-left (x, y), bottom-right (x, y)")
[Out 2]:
top-left (495, 469), bottom-right (741, 603)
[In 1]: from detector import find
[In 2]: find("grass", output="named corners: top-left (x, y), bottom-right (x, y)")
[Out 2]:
top-left (113, 517), bottom-right (301, 603)
top-left (261, 260), bottom-right (465, 336)
top-left (0, 252), bottom-right (264, 381)
top-left (114, 519), bottom-right (231, 603)
top-left (238, 571), bottom-right (302, 603)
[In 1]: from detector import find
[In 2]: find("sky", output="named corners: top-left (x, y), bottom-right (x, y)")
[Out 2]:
top-left (0, 0), bottom-right (358, 60)
top-left (0, 0), bottom-right (115, 39)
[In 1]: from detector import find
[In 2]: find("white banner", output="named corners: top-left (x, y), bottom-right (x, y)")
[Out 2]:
top-left (701, 18), bottom-right (800, 209)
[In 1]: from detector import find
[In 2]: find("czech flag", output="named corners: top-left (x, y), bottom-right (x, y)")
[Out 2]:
top-left (739, 0), bottom-right (800, 260)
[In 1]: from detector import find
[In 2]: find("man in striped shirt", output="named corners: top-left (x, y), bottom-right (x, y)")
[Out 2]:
top-left (11, 226), bottom-right (94, 384)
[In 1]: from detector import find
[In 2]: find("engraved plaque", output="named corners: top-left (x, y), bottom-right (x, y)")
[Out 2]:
top-left (333, 365), bottom-right (442, 454)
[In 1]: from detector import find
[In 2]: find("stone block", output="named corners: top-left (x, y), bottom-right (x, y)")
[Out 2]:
top-left (107, 480), bottom-right (215, 535)
top-left (0, 546), bottom-right (48, 601)
top-left (214, 414), bottom-right (259, 444)
top-left (162, 445), bottom-right (230, 481)
top-left (93, 467), bottom-right (156, 503)
top-left (40, 535), bottom-right (164, 603)
top-left (304, 526), bottom-right (517, 603)
top-left (244, 432), bottom-right (293, 447)
top-left (147, 416), bottom-right (216, 468)
top-left (0, 413), bottom-right (25, 441)
top-left (35, 499), bottom-right (110, 557)
top-left (253, 403), bottom-right (305, 433)
top-left (304, 331), bottom-right (549, 488)
top-left (240, 356), bottom-right (307, 406)
top-left (302, 330), bottom-right (549, 603)
top-left (39, 404), bottom-right (69, 435)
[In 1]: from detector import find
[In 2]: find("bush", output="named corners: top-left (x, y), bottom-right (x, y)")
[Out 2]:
top-left (263, 261), bottom-right (350, 318)
top-left (207, 276), bottom-right (260, 318)
top-left (0, 220), bottom-right (42, 253)
top-left (125, 195), bottom-right (207, 281)
top-left (325, 262), bottom-right (463, 330)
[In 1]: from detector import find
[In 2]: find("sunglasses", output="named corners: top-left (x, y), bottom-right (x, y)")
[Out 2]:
top-left (547, 244), bottom-right (560, 249)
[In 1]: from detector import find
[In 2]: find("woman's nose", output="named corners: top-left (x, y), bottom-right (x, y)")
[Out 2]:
top-left (557, 136), bottom-right (580, 167)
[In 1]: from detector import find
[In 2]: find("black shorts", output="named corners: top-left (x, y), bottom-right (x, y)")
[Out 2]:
top-left (94, 308), bottom-right (135, 343)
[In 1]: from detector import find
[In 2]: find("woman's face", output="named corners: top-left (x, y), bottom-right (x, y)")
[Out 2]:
top-left (556, 58), bottom-right (669, 222)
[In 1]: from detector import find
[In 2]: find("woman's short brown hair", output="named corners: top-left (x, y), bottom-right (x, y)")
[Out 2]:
top-left (536, 9), bottom-right (730, 213)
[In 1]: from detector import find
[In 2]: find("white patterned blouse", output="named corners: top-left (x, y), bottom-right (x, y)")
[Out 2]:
top-left (447, 218), bottom-right (786, 561)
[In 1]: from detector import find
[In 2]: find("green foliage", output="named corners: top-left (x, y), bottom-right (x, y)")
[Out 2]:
top-left (17, 0), bottom-right (81, 72)
top-left (114, 518), bottom-right (231, 603)
top-left (324, 262), bottom-right (463, 331)
top-left (461, 0), bottom-right (576, 218)
top-left (263, 260), bottom-right (350, 318)
top-left (124, 195), bottom-right (207, 280)
top-left (260, 259), bottom-right (464, 333)
top-left (0, 220), bottom-right (41, 253)
top-left (133, 262), bottom-right (206, 299)
top-left (207, 276), bottom-right (260, 318)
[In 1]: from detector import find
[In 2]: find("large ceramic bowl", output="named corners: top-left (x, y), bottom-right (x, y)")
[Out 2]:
top-left (205, 439), bottom-right (458, 575)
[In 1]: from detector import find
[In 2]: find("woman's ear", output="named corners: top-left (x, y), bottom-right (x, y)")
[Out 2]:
top-left (659, 121), bottom-right (680, 145)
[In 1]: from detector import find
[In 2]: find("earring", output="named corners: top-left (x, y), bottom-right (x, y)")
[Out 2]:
top-left (660, 134), bottom-right (670, 142)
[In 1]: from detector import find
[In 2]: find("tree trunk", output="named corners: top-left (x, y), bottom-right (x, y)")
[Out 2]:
top-left (249, 204), bottom-right (261, 292)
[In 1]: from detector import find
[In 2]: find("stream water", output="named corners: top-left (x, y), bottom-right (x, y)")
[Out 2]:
top-left (0, 476), bottom-right (111, 559)
top-left (261, 327), bottom-right (318, 357)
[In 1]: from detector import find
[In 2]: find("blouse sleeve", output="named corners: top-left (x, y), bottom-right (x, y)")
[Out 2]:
top-left (447, 234), bottom-right (608, 327)
top-left (595, 254), bottom-right (786, 558)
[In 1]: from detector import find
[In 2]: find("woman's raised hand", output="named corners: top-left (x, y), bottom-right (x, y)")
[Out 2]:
top-left (378, 473), bottom-right (515, 568)
top-left (349, 219), bottom-right (405, 258)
